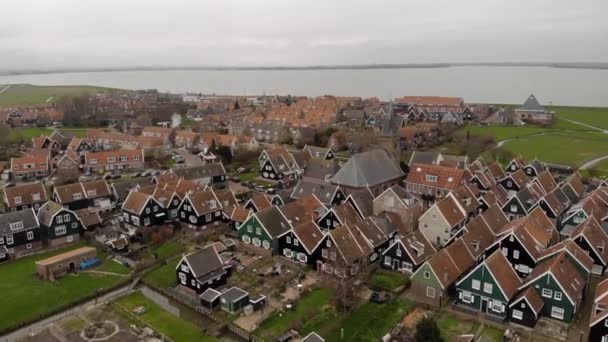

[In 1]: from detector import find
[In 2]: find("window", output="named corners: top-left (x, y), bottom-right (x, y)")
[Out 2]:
top-left (242, 235), bottom-right (251, 244)
top-left (573, 215), bottom-right (582, 224)
top-left (322, 249), bottom-right (328, 258)
top-left (179, 273), bottom-right (186, 285)
top-left (384, 196), bottom-right (394, 207)
top-left (145, 208), bottom-right (150, 214)
top-left (501, 247), bottom-right (508, 256)
top-left (63, 214), bottom-right (70, 222)
top-left (27, 231), bottom-right (34, 240)
top-left (189, 215), bottom-right (197, 223)
top-left (426, 286), bottom-right (436, 298)
top-left (107, 157), bottom-right (116, 163)
top-left (326, 239), bottom-right (332, 248)
top-left (483, 283), bottom-right (493, 294)
top-left (9, 221), bottom-right (23, 231)
top-left (512, 309), bottom-right (523, 320)
top-left (330, 251), bottom-right (336, 260)
top-left (491, 301), bottom-right (503, 313)
top-left (551, 306), bottom-right (565, 320)
top-left (55, 226), bottom-right (67, 236)
top-left (144, 218), bottom-right (150, 226)
top-left (181, 264), bottom-right (189, 272)
top-left (180, 211), bottom-right (186, 218)
top-left (426, 175), bottom-right (438, 182)
top-left (256, 227), bottom-right (261, 235)
top-left (73, 193), bottom-right (82, 200)
top-left (297, 253), bottom-right (307, 263)
top-left (542, 288), bottom-right (553, 298)
top-left (206, 214), bottom-right (211, 221)
top-left (56, 215), bottom-right (63, 224)
top-left (513, 250), bottom-right (520, 260)
top-left (71, 222), bottom-right (78, 229)
top-left (14, 196), bottom-right (22, 204)
top-left (90, 159), bottom-right (97, 164)
top-left (472, 279), bottom-right (481, 290)
top-left (132, 216), bottom-right (140, 226)
top-left (134, 154), bottom-right (140, 161)
top-left (423, 271), bottom-right (431, 279)
top-left (153, 206), bottom-right (158, 212)
top-left (510, 205), bottom-right (517, 213)
top-left (262, 240), bottom-right (270, 249)
top-left (507, 181), bottom-right (512, 187)
top-left (294, 239), bottom-right (299, 247)
top-left (461, 291), bottom-right (474, 304)
top-left (384, 256), bottom-right (392, 265)
top-left (247, 225), bottom-right (253, 233)
top-left (284, 249), bottom-right (293, 258)
top-left (26, 243), bottom-right (32, 249)
top-left (253, 238), bottom-right (261, 247)
top-left (403, 262), bottom-right (413, 272)
top-left (6, 234), bottom-right (14, 245)
top-left (554, 291), bottom-right (562, 301)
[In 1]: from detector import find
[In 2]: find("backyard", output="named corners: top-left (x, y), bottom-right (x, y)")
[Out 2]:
top-left (436, 312), bottom-right (480, 341)
top-left (0, 245), bottom-right (128, 334)
top-left (114, 291), bottom-right (220, 341)
top-left (142, 255), bottom-right (180, 289)
top-left (368, 269), bottom-right (410, 291)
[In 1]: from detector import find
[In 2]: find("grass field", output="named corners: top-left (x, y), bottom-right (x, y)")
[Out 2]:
top-left (324, 298), bottom-right (413, 341)
top-left (255, 288), bottom-right (335, 340)
top-left (0, 84), bottom-right (117, 107)
top-left (115, 292), bottom-right (220, 341)
top-left (143, 255), bottom-right (180, 289)
top-left (500, 131), bottom-right (608, 166)
top-left (152, 240), bottom-right (185, 260)
top-left (368, 269), bottom-right (410, 291)
top-left (0, 245), bottom-right (127, 333)
top-left (6, 127), bottom-right (88, 143)
top-left (550, 106), bottom-right (608, 130)
top-left (456, 124), bottom-right (553, 142)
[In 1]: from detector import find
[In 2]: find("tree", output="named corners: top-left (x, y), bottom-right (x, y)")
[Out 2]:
top-left (415, 317), bottom-right (443, 342)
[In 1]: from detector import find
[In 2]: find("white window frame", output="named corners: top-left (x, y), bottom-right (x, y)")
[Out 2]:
top-left (542, 288), bottom-right (553, 298)
top-left (461, 291), bottom-right (474, 304)
top-left (483, 282), bottom-right (493, 294)
top-left (472, 279), bottom-right (481, 290)
top-left (426, 286), bottom-right (436, 298)
top-left (512, 309), bottom-right (523, 320)
top-left (554, 291), bottom-right (562, 301)
top-left (27, 231), bottom-right (34, 240)
top-left (551, 306), bottom-right (565, 320)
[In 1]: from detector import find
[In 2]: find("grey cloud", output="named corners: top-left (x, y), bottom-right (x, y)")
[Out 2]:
top-left (1, 0), bottom-right (607, 70)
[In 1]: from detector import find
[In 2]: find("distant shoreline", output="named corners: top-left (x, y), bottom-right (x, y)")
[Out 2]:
top-left (2, 62), bottom-right (608, 76)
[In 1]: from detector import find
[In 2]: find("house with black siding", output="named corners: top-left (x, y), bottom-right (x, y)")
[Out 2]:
top-left (121, 190), bottom-right (166, 227)
top-left (37, 201), bottom-right (83, 247)
top-left (0, 209), bottom-right (42, 260)
top-left (498, 169), bottom-right (530, 194)
top-left (589, 279), bottom-right (608, 342)
top-left (570, 217), bottom-right (608, 277)
top-left (508, 287), bottom-right (544, 328)
top-left (177, 189), bottom-right (223, 228)
top-left (278, 220), bottom-right (326, 266)
top-left (485, 222), bottom-right (542, 278)
top-left (381, 230), bottom-right (435, 273)
top-left (175, 245), bottom-right (232, 295)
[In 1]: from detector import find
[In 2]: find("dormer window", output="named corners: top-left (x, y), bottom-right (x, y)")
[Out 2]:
top-left (32, 193), bottom-right (41, 201)
top-left (426, 175), bottom-right (438, 183)
top-left (14, 196), bottom-right (22, 205)
top-left (9, 221), bottom-right (24, 231)
top-left (73, 193), bottom-right (82, 200)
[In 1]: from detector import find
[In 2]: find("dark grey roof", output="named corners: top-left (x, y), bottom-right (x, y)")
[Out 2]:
top-left (302, 158), bottom-right (339, 181)
top-left (518, 94), bottom-right (544, 111)
top-left (172, 164), bottom-right (226, 180)
top-left (331, 149), bottom-right (404, 188)
top-left (408, 151), bottom-right (440, 166)
top-left (291, 179), bottom-right (337, 205)
top-left (199, 288), bottom-right (222, 302)
top-left (0, 209), bottom-right (39, 235)
top-left (183, 245), bottom-right (224, 279)
top-left (111, 177), bottom-right (154, 201)
top-left (369, 216), bottom-right (397, 236)
top-left (256, 206), bottom-right (291, 238)
top-left (37, 201), bottom-right (64, 227)
top-left (388, 185), bottom-right (418, 207)
top-left (349, 188), bottom-right (374, 218)
top-left (560, 183), bottom-right (580, 204)
top-left (221, 287), bottom-right (249, 302)
top-left (304, 145), bottom-right (331, 158)
top-left (302, 332), bottom-right (325, 342)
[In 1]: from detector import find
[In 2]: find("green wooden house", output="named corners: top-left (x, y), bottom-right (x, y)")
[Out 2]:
top-left (455, 251), bottom-right (521, 319)
top-left (518, 253), bottom-right (585, 322)
top-left (238, 206), bottom-right (291, 253)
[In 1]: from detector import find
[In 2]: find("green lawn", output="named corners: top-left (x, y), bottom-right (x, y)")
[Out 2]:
top-left (255, 288), bottom-right (335, 340)
top-left (236, 172), bottom-right (258, 182)
top-left (143, 255), bottom-right (180, 289)
top-left (436, 312), bottom-right (480, 342)
top-left (368, 269), bottom-right (410, 291)
top-left (480, 325), bottom-right (505, 342)
top-left (6, 127), bottom-right (88, 143)
top-left (550, 105), bottom-right (608, 130)
top-left (325, 298), bottom-right (413, 341)
top-left (0, 84), bottom-right (117, 106)
top-left (152, 240), bottom-right (185, 260)
top-left (0, 245), bottom-right (127, 333)
top-left (95, 254), bottom-right (131, 275)
top-left (500, 131), bottom-right (608, 166)
top-left (455, 124), bottom-right (552, 142)
top-left (115, 292), bottom-right (220, 341)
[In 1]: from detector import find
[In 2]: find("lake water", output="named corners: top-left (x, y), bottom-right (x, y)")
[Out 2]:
top-left (1, 66), bottom-right (607, 106)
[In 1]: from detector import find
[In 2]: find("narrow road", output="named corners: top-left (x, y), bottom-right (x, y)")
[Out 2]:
top-left (559, 117), bottom-right (608, 133)
top-left (580, 154), bottom-right (608, 170)
top-left (45, 96), bottom-right (54, 103)
top-left (0, 284), bottom-right (133, 342)
top-left (0, 85), bottom-right (11, 95)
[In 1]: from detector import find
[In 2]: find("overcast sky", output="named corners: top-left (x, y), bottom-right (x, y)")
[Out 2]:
top-left (2, 0), bottom-right (607, 70)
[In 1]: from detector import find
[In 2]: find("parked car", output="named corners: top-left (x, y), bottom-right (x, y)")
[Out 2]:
top-left (254, 185), bottom-right (266, 192)
top-left (237, 167), bottom-right (247, 173)
top-left (265, 188), bottom-right (276, 195)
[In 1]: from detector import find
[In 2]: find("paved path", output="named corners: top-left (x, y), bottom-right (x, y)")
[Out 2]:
top-left (45, 96), bottom-right (54, 103)
top-left (0, 85), bottom-right (11, 95)
top-left (559, 117), bottom-right (608, 133)
top-left (0, 284), bottom-right (133, 342)
top-left (580, 154), bottom-right (608, 170)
